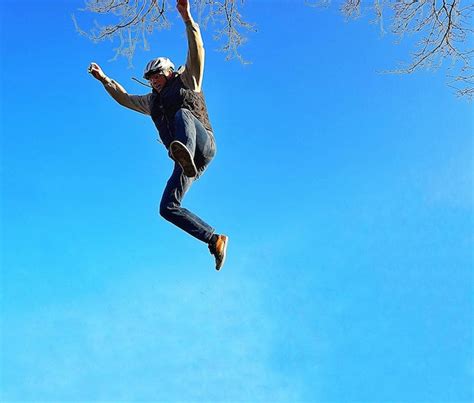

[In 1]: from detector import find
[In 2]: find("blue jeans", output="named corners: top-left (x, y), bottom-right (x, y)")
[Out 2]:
top-left (159, 108), bottom-right (217, 243)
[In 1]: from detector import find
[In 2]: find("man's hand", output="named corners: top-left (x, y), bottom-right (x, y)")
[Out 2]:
top-left (88, 62), bottom-right (107, 83)
top-left (176, 0), bottom-right (192, 22)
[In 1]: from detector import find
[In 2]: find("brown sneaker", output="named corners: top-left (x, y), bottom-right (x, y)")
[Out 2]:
top-left (169, 140), bottom-right (197, 178)
top-left (208, 235), bottom-right (229, 271)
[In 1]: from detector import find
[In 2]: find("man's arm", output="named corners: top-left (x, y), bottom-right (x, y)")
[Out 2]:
top-left (88, 62), bottom-right (151, 115)
top-left (177, 0), bottom-right (205, 93)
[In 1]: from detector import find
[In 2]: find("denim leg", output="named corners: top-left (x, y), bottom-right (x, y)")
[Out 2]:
top-left (194, 121), bottom-right (216, 177)
top-left (174, 108), bottom-right (197, 158)
top-left (173, 108), bottom-right (216, 177)
top-left (159, 162), bottom-right (215, 243)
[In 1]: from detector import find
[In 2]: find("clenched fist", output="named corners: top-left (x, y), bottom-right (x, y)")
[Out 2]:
top-left (88, 62), bottom-right (107, 82)
top-left (176, 0), bottom-right (191, 22)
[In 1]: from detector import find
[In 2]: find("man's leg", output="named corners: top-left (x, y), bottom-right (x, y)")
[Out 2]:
top-left (169, 109), bottom-right (199, 177)
top-left (159, 162), bottom-right (215, 243)
top-left (173, 108), bottom-right (198, 154)
top-left (165, 109), bottom-right (228, 269)
top-left (193, 117), bottom-right (216, 177)
top-left (188, 119), bottom-right (228, 270)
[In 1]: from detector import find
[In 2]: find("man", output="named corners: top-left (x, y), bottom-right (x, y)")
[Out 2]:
top-left (88, 0), bottom-right (228, 270)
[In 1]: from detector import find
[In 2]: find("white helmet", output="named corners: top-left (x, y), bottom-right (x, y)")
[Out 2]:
top-left (143, 57), bottom-right (175, 79)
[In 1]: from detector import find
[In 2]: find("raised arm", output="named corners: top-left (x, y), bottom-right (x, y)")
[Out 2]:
top-left (88, 62), bottom-right (151, 115)
top-left (177, 0), bottom-right (205, 92)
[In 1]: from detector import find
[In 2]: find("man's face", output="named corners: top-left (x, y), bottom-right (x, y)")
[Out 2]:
top-left (149, 71), bottom-right (171, 92)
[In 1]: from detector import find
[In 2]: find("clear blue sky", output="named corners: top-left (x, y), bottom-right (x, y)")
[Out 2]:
top-left (1, 0), bottom-right (473, 401)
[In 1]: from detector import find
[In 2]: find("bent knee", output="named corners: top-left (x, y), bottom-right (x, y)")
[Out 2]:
top-left (159, 201), bottom-right (178, 220)
top-left (174, 108), bottom-right (192, 122)
top-left (159, 203), bottom-right (170, 219)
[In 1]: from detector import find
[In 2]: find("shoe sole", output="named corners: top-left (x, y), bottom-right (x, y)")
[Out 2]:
top-left (170, 141), bottom-right (197, 178)
top-left (216, 235), bottom-right (228, 271)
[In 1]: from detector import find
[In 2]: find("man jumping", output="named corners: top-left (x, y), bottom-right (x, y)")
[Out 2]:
top-left (88, 0), bottom-right (228, 270)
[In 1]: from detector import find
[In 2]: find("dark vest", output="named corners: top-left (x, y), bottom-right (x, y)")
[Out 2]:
top-left (150, 74), bottom-right (213, 148)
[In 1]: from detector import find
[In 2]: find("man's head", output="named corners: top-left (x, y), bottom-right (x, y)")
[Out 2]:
top-left (143, 57), bottom-right (175, 92)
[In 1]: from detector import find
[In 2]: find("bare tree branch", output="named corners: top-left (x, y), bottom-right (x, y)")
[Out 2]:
top-left (306, 0), bottom-right (474, 99)
top-left (74, 0), bottom-right (171, 65)
top-left (73, 0), bottom-right (255, 65)
top-left (193, 0), bottom-right (256, 63)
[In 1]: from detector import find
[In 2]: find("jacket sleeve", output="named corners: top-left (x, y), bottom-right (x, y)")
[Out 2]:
top-left (180, 20), bottom-right (205, 93)
top-left (101, 77), bottom-right (152, 115)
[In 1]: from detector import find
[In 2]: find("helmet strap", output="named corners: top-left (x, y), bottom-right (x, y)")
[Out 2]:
top-left (131, 77), bottom-right (152, 88)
